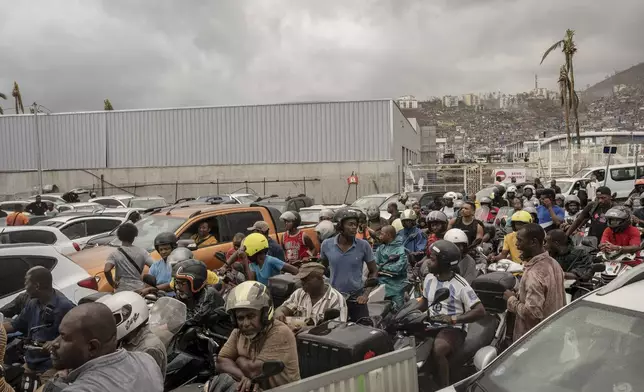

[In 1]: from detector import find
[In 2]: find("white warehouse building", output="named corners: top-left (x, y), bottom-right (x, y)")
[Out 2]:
top-left (0, 100), bottom-right (420, 203)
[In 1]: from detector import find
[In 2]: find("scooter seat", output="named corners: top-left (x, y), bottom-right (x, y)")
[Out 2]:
top-left (450, 314), bottom-right (499, 368)
top-left (368, 301), bottom-right (393, 318)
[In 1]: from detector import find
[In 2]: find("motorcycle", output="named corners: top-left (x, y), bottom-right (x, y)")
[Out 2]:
top-left (594, 251), bottom-right (636, 286)
top-left (171, 360), bottom-right (286, 392)
top-left (564, 263), bottom-right (606, 303)
top-left (487, 259), bottom-right (524, 280)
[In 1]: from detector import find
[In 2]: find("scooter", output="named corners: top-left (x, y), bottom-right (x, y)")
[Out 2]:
top-left (595, 251), bottom-right (637, 286)
top-left (4, 319), bottom-right (55, 392)
top-left (172, 360), bottom-right (286, 392)
top-left (565, 263), bottom-right (606, 303)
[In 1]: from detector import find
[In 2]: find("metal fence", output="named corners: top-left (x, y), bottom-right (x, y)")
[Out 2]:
top-left (269, 347), bottom-right (418, 392)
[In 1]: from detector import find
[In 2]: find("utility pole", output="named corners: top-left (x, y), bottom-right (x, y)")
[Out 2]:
top-left (33, 102), bottom-right (44, 194)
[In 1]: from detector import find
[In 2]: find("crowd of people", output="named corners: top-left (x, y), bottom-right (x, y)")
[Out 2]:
top-left (2, 176), bottom-right (644, 391)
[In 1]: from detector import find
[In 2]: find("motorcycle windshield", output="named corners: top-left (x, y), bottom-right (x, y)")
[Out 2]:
top-left (149, 297), bottom-right (187, 346)
top-left (475, 205), bottom-right (490, 222)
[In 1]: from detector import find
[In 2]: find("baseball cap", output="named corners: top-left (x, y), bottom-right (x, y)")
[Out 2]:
top-left (597, 186), bottom-right (612, 196)
top-left (247, 221), bottom-right (270, 233)
top-left (296, 262), bottom-right (326, 280)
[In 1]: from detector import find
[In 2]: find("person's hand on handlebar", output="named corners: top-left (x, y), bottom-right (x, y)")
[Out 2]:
top-left (356, 294), bottom-right (369, 304)
top-left (431, 315), bottom-right (455, 325)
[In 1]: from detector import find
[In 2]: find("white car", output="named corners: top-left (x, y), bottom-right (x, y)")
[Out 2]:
top-left (98, 208), bottom-right (144, 221)
top-left (444, 265), bottom-right (644, 392)
top-left (89, 195), bottom-right (135, 208)
top-left (0, 243), bottom-right (98, 308)
top-left (57, 202), bottom-right (104, 214)
top-left (127, 196), bottom-right (168, 210)
top-left (299, 204), bottom-right (346, 224)
top-left (0, 226), bottom-right (80, 254)
top-left (351, 193), bottom-right (405, 220)
top-left (35, 214), bottom-right (125, 248)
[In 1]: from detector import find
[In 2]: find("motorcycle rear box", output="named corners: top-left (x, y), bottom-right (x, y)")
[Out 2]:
top-left (297, 321), bottom-right (394, 378)
top-left (268, 273), bottom-right (300, 308)
top-left (471, 271), bottom-right (516, 313)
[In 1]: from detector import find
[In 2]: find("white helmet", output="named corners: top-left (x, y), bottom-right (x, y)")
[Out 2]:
top-left (444, 228), bottom-right (469, 245)
top-left (506, 185), bottom-right (518, 194)
top-left (167, 247), bottom-right (194, 267)
top-left (315, 220), bottom-right (336, 241)
top-left (443, 192), bottom-right (458, 201)
top-left (98, 291), bottom-right (149, 341)
top-left (400, 209), bottom-right (417, 221)
top-left (455, 192), bottom-right (464, 200)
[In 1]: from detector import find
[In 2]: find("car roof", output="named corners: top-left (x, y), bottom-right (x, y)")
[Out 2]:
top-left (584, 279), bottom-right (644, 313)
top-left (359, 193), bottom-right (396, 198)
top-left (0, 243), bottom-right (61, 255)
top-left (407, 191), bottom-right (444, 197)
top-left (151, 203), bottom-right (261, 218)
top-left (130, 196), bottom-right (164, 200)
top-left (554, 177), bottom-right (586, 182)
top-left (0, 200), bottom-right (30, 205)
top-left (0, 226), bottom-right (62, 233)
top-left (300, 204), bottom-right (345, 210)
top-left (65, 202), bottom-right (101, 207)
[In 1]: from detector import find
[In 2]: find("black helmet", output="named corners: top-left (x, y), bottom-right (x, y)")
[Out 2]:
top-left (605, 207), bottom-right (630, 232)
top-left (280, 211), bottom-right (302, 227)
top-left (356, 208), bottom-right (367, 223)
top-left (333, 207), bottom-right (361, 225)
top-left (479, 196), bottom-right (492, 205)
top-left (428, 240), bottom-right (461, 268)
top-left (426, 211), bottom-right (448, 224)
top-left (174, 259), bottom-right (208, 293)
top-left (154, 232), bottom-right (178, 252)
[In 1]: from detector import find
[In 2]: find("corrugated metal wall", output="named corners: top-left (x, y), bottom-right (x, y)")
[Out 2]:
top-left (0, 100), bottom-right (393, 171)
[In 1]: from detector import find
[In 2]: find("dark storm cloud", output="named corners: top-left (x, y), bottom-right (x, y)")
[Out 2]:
top-left (0, 0), bottom-right (642, 112)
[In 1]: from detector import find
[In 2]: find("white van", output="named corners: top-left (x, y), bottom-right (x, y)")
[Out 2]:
top-left (575, 163), bottom-right (643, 199)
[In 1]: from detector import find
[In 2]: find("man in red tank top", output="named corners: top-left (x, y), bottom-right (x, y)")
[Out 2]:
top-left (280, 211), bottom-right (316, 265)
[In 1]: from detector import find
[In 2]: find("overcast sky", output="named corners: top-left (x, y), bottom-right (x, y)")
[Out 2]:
top-left (1, 0), bottom-right (642, 112)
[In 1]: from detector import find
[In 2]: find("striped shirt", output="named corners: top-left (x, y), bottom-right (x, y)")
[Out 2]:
top-left (279, 283), bottom-right (348, 324)
top-left (423, 273), bottom-right (481, 332)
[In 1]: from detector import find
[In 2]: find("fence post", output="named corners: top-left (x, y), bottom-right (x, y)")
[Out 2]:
top-left (303, 177), bottom-right (306, 195)
top-left (478, 164), bottom-right (483, 190)
top-left (548, 145), bottom-right (552, 178)
top-left (245, 181), bottom-right (248, 193)
top-left (175, 181), bottom-right (179, 202)
top-left (133, 182), bottom-right (137, 196)
top-left (263, 177), bottom-right (266, 195)
top-left (100, 175), bottom-right (105, 196)
top-left (463, 167), bottom-right (467, 193)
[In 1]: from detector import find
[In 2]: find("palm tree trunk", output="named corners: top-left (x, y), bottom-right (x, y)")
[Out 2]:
top-left (568, 59), bottom-right (581, 149)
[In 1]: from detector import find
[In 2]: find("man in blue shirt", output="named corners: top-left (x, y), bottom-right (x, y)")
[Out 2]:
top-left (241, 233), bottom-right (298, 285)
top-left (3, 266), bottom-right (75, 384)
top-left (319, 207), bottom-right (378, 322)
top-left (398, 209), bottom-right (428, 262)
top-left (537, 188), bottom-right (565, 233)
top-left (248, 221), bottom-right (286, 262)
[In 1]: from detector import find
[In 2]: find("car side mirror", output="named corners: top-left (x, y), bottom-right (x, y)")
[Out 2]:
top-left (612, 193), bottom-right (617, 200)
top-left (473, 346), bottom-right (498, 371)
top-left (142, 274), bottom-right (157, 287)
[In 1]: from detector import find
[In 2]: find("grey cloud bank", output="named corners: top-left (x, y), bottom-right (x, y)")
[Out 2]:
top-left (0, 0), bottom-right (642, 112)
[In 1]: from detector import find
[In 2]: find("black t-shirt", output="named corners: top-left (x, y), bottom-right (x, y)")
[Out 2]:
top-left (582, 201), bottom-right (613, 240)
top-left (26, 202), bottom-right (47, 216)
top-left (453, 217), bottom-right (484, 246)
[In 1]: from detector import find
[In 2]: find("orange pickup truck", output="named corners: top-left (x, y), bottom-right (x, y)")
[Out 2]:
top-left (68, 204), bottom-right (319, 292)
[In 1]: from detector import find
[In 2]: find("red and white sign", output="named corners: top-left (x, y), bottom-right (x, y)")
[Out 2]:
top-left (494, 168), bottom-right (526, 183)
top-left (347, 175), bottom-right (359, 185)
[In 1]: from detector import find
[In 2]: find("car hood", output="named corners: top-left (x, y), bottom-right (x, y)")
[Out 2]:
top-left (68, 245), bottom-right (115, 272)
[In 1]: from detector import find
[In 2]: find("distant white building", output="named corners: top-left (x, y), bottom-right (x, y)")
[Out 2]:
top-left (462, 93), bottom-right (481, 107)
top-left (500, 95), bottom-right (516, 109)
top-left (398, 95), bottom-right (418, 109)
top-left (443, 95), bottom-right (459, 108)
top-left (614, 84), bottom-right (627, 94)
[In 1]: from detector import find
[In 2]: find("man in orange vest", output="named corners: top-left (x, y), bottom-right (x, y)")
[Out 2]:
top-left (6, 204), bottom-right (29, 226)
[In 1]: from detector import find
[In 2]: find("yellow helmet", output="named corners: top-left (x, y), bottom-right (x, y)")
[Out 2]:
top-left (392, 218), bottom-right (404, 233)
top-left (242, 233), bottom-right (269, 257)
top-left (511, 210), bottom-right (533, 224)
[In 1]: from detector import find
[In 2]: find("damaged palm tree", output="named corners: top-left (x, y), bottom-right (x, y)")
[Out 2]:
top-left (12, 81), bottom-right (25, 114)
top-left (104, 99), bottom-right (114, 111)
top-left (0, 92), bottom-right (6, 115)
top-left (541, 29), bottom-right (580, 148)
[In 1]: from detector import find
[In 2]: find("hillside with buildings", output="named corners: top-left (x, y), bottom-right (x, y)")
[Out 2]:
top-left (399, 62), bottom-right (644, 163)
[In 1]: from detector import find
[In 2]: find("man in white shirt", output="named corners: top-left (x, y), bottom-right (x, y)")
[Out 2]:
top-left (275, 263), bottom-right (347, 329)
top-left (586, 174), bottom-right (599, 202)
top-left (421, 240), bottom-right (485, 388)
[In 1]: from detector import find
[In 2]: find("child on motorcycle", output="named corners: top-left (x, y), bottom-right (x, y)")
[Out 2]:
top-left (489, 210), bottom-right (532, 264)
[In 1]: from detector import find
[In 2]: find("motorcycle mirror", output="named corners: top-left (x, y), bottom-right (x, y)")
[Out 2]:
top-left (364, 277), bottom-right (379, 288)
top-left (322, 308), bottom-right (341, 322)
top-left (591, 263), bottom-right (606, 273)
top-left (142, 274), bottom-right (157, 287)
top-left (215, 251), bottom-right (227, 262)
top-left (256, 361), bottom-right (285, 381)
top-left (432, 288), bottom-right (450, 306)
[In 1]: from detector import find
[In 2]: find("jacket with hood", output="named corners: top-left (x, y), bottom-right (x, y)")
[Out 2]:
top-left (374, 237), bottom-right (408, 308)
top-left (398, 226), bottom-right (427, 253)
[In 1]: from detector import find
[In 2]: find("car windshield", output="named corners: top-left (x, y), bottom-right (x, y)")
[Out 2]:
top-left (235, 195), bottom-right (260, 204)
top-left (35, 220), bottom-right (64, 228)
top-left (109, 215), bottom-right (185, 251)
top-left (352, 196), bottom-right (387, 210)
top-left (299, 210), bottom-right (320, 223)
top-left (128, 199), bottom-right (167, 209)
top-left (479, 301), bottom-right (644, 392)
top-left (556, 181), bottom-right (574, 193)
top-left (573, 169), bottom-right (592, 178)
